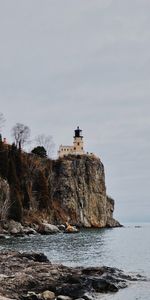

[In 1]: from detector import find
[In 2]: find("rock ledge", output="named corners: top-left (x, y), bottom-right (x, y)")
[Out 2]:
top-left (0, 251), bottom-right (142, 300)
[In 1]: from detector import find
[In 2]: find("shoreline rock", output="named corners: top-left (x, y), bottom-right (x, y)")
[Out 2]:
top-left (0, 250), bottom-right (142, 300)
top-left (0, 219), bottom-right (122, 238)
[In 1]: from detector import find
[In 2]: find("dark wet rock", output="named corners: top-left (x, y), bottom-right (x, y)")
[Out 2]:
top-left (91, 278), bottom-right (118, 292)
top-left (57, 225), bottom-right (66, 231)
top-left (82, 295), bottom-right (94, 300)
top-left (0, 251), bottom-right (143, 300)
top-left (18, 252), bottom-right (49, 263)
top-left (56, 283), bottom-right (86, 299)
top-left (0, 233), bottom-right (7, 239)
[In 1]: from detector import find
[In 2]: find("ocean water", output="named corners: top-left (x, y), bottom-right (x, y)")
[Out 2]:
top-left (0, 224), bottom-right (149, 299)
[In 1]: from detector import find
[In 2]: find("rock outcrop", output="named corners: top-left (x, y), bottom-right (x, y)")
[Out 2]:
top-left (51, 155), bottom-right (120, 227)
top-left (0, 145), bottom-right (120, 228)
top-left (0, 250), bottom-right (141, 300)
top-left (0, 178), bottom-right (10, 224)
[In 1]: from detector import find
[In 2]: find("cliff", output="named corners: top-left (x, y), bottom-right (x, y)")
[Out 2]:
top-left (51, 155), bottom-right (119, 227)
top-left (0, 143), bottom-right (120, 228)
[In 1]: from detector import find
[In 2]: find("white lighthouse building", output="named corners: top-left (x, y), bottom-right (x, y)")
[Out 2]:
top-left (58, 126), bottom-right (85, 158)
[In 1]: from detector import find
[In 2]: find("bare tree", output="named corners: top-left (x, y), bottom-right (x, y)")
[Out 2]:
top-left (12, 123), bottom-right (30, 149)
top-left (35, 134), bottom-right (55, 157)
top-left (0, 112), bottom-right (5, 132)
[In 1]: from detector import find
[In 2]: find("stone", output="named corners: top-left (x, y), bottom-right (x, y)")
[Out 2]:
top-left (42, 290), bottom-right (55, 300)
top-left (0, 234), bottom-right (7, 239)
top-left (38, 223), bottom-right (60, 234)
top-left (65, 225), bottom-right (79, 233)
top-left (23, 227), bottom-right (37, 235)
top-left (23, 291), bottom-right (39, 300)
top-left (57, 224), bottom-right (66, 231)
top-left (0, 297), bottom-right (17, 300)
top-left (92, 278), bottom-right (118, 293)
top-left (57, 296), bottom-right (72, 300)
top-left (8, 220), bottom-right (24, 234)
top-left (82, 294), bottom-right (94, 300)
top-left (19, 252), bottom-right (49, 262)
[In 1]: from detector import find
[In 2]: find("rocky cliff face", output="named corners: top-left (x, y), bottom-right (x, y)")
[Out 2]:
top-left (0, 148), bottom-right (120, 228)
top-left (0, 178), bottom-right (10, 223)
top-left (50, 155), bottom-right (119, 227)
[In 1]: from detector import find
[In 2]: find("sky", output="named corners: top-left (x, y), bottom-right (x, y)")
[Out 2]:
top-left (0, 0), bottom-right (150, 223)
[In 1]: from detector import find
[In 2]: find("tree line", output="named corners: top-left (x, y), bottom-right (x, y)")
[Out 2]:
top-left (0, 112), bottom-right (55, 158)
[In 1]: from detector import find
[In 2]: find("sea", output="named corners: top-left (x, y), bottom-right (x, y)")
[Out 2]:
top-left (0, 223), bottom-right (150, 300)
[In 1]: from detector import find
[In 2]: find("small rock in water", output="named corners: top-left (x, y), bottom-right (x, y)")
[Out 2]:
top-left (0, 233), bottom-right (7, 239)
top-left (82, 293), bottom-right (94, 300)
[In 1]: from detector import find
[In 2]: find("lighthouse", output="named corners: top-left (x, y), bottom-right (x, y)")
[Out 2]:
top-left (73, 126), bottom-right (84, 154)
top-left (58, 126), bottom-right (85, 157)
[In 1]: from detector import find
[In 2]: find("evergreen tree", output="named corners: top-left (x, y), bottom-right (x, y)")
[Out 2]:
top-left (31, 146), bottom-right (47, 158)
top-left (0, 142), bottom-right (8, 179)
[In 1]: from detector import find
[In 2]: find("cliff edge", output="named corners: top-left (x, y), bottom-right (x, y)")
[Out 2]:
top-left (51, 155), bottom-right (120, 227)
top-left (0, 144), bottom-right (120, 228)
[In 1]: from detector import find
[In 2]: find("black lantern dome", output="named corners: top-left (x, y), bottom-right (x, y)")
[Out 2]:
top-left (74, 126), bottom-right (83, 138)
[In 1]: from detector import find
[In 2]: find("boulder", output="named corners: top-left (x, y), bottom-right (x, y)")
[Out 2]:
top-left (57, 224), bottom-right (66, 231)
top-left (92, 278), bottom-right (118, 292)
top-left (38, 222), bottom-right (60, 234)
top-left (82, 294), bottom-right (94, 300)
top-left (0, 234), bottom-right (7, 239)
top-left (0, 297), bottom-right (17, 300)
top-left (25, 291), bottom-right (39, 300)
top-left (42, 290), bottom-right (55, 300)
top-left (23, 227), bottom-right (37, 235)
top-left (8, 220), bottom-right (24, 234)
top-left (65, 225), bottom-right (79, 233)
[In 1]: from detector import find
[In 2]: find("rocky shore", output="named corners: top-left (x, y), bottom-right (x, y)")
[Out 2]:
top-left (0, 220), bottom-right (61, 237)
top-left (0, 219), bottom-right (82, 238)
top-left (0, 219), bottom-right (121, 239)
top-left (0, 250), bottom-right (142, 300)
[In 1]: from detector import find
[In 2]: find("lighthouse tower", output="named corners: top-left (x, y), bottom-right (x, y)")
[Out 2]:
top-left (58, 126), bottom-right (85, 157)
top-left (73, 126), bottom-right (84, 155)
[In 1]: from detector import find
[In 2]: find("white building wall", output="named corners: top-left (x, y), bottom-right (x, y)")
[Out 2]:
top-left (58, 128), bottom-right (85, 158)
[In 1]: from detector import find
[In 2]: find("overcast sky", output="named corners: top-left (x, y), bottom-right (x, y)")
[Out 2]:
top-left (0, 0), bottom-right (150, 223)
